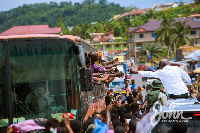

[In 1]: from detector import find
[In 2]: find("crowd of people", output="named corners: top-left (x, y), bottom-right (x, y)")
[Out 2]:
top-left (5, 54), bottom-right (200, 133)
top-left (6, 83), bottom-right (192, 133)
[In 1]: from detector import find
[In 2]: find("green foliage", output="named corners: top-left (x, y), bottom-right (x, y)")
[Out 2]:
top-left (172, 21), bottom-right (193, 48)
top-left (56, 16), bottom-right (67, 32)
top-left (191, 6), bottom-right (200, 13)
top-left (138, 44), bottom-right (165, 61)
top-left (121, 6), bottom-right (138, 14)
top-left (155, 14), bottom-right (174, 47)
top-left (0, 2), bottom-right (123, 32)
top-left (0, 2), bottom-right (199, 43)
top-left (98, 0), bottom-right (107, 4)
top-left (114, 26), bottom-right (121, 36)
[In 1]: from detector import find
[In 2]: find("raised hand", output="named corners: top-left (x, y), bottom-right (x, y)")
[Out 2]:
top-left (62, 114), bottom-right (70, 126)
top-left (106, 103), bottom-right (113, 112)
top-left (130, 66), bottom-right (138, 74)
top-left (138, 85), bottom-right (143, 93)
top-left (187, 85), bottom-right (193, 92)
top-left (114, 58), bottom-right (119, 62)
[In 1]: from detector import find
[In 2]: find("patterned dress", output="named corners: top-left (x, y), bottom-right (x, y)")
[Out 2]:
top-left (90, 63), bottom-right (105, 73)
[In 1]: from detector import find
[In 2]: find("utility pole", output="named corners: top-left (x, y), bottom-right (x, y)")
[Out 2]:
top-left (194, 39), bottom-right (196, 57)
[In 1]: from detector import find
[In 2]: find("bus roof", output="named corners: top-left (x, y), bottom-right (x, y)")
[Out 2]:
top-left (0, 34), bottom-right (77, 42)
top-left (0, 34), bottom-right (97, 52)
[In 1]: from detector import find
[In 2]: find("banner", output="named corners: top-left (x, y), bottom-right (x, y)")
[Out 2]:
top-left (146, 50), bottom-right (151, 59)
top-left (167, 50), bottom-right (170, 59)
top-left (148, 54), bottom-right (151, 59)
top-left (146, 50), bottom-right (149, 55)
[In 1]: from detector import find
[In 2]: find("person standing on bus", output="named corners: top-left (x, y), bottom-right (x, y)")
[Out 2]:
top-left (131, 59), bottom-right (192, 98)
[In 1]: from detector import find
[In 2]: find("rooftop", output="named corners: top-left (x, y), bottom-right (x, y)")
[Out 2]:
top-left (0, 25), bottom-right (61, 36)
top-left (123, 8), bottom-right (151, 17)
top-left (126, 18), bottom-right (200, 33)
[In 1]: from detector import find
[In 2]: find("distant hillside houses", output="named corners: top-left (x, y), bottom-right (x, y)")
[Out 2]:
top-left (126, 17), bottom-right (200, 55)
top-left (152, 2), bottom-right (179, 11)
top-left (112, 2), bottom-right (180, 20)
top-left (91, 32), bottom-right (126, 51)
top-left (121, 8), bottom-right (151, 19)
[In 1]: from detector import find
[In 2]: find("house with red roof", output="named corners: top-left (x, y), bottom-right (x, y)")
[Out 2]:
top-left (126, 17), bottom-right (200, 54)
top-left (0, 25), bottom-right (61, 36)
top-left (152, 2), bottom-right (178, 11)
top-left (122, 8), bottom-right (151, 19)
top-left (91, 32), bottom-right (114, 44)
top-left (91, 32), bottom-right (126, 52)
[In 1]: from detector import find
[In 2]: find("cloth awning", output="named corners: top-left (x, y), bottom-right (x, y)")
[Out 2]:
top-left (184, 50), bottom-right (200, 59)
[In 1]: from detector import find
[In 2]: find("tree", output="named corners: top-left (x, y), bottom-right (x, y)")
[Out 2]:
top-left (138, 44), bottom-right (165, 61)
top-left (78, 23), bottom-right (92, 40)
top-left (145, 10), bottom-right (156, 19)
top-left (49, 2), bottom-right (58, 8)
top-left (104, 21), bottom-right (115, 32)
top-left (92, 22), bottom-right (104, 33)
top-left (56, 16), bottom-right (67, 33)
top-left (71, 25), bottom-right (81, 36)
top-left (172, 21), bottom-right (192, 48)
top-left (121, 6), bottom-right (137, 14)
top-left (114, 26), bottom-right (121, 37)
top-left (155, 14), bottom-right (174, 48)
top-left (82, 0), bottom-right (95, 5)
top-left (195, 0), bottom-right (200, 4)
top-left (99, 0), bottom-right (107, 4)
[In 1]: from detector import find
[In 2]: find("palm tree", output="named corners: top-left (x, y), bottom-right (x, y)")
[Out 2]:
top-left (155, 14), bottom-right (174, 48)
top-left (92, 22), bottom-right (102, 33)
top-left (172, 21), bottom-right (192, 48)
top-left (71, 25), bottom-right (81, 36)
top-left (78, 23), bottom-right (92, 40)
top-left (104, 21), bottom-right (115, 32)
top-left (138, 44), bottom-right (165, 61)
top-left (56, 16), bottom-right (67, 33)
top-left (145, 10), bottom-right (156, 19)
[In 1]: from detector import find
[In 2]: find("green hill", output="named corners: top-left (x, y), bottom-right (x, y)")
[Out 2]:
top-left (0, 1), bottom-right (123, 32)
top-left (0, 1), bottom-right (199, 38)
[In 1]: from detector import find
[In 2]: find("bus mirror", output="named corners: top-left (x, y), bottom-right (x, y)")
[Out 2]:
top-left (80, 68), bottom-right (92, 91)
top-left (80, 68), bottom-right (86, 91)
top-left (77, 45), bottom-right (86, 68)
top-left (85, 68), bottom-right (92, 91)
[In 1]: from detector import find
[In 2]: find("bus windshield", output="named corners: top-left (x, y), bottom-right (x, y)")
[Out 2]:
top-left (0, 39), bottom-right (81, 126)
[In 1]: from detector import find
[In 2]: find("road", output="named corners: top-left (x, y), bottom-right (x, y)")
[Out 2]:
top-left (130, 74), bottom-right (147, 101)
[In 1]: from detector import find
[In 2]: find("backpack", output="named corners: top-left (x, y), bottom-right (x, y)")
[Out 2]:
top-left (147, 90), bottom-right (160, 109)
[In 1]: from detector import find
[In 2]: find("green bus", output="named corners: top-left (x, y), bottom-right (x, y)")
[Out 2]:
top-left (0, 34), bottom-right (105, 132)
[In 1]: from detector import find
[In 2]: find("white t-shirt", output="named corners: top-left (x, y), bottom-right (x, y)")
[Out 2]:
top-left (138, 65), bottom-right (192, 95)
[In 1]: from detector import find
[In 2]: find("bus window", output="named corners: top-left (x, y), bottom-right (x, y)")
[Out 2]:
top-left (0, 42), bottom-right (7, 127)
top-left (0, 39), bottom-right (81, 126)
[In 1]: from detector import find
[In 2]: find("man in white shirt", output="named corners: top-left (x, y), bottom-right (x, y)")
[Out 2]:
top-left (131, 59), bottom-right (192, 98)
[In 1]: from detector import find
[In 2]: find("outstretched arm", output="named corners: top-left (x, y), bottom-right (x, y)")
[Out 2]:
top-left (108, 71), bottom-right (123, 77)
top-left (130, 66), bottom-right (158, 78)
top-left (93, 73), bottom-right (104, 77)
top-left (104, 77), bottom-right (115, 83)
top-left (103, 63), bottom-right (118, 69)
top-left (102, 58), bottom-right (118, 66)
top-left (179, 67), bottom-right (192, 92)
top-left (133, 86), bottom-right (142, 103)
top-left (93, 74), bottom-right (109, 82)
top-left (106, 103), bottom-right (114, 130)
top-left (179, 67), bottom-right (192, 85)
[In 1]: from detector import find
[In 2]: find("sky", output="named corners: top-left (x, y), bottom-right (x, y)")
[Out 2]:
top-left (0, 0), bottom-right (194, 12)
